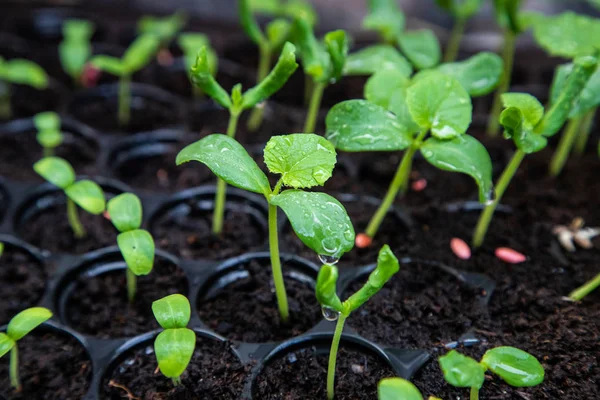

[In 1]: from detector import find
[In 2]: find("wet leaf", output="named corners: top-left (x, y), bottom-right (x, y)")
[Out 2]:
top-left (122, 34), bottom-right (161, 73)
top-left (65, 180), bottom-right (106, 215)
top-left (152, 294), bottom-right (191, 329)
top-left (436, 52), bottom-right (504, 96)
top-left (107, 193), bottom-right (143, 232)
top-left (324, 30), bottom-right (348, 82)
top-left (315, 264), bottom-right (343, 312)
top-left (529, 12), bottom-right (600, 58)
top-left (344, 45), bottom-right (412, 77)
top-left (34, 157), bottom-right (76, 189)
top-left (551, 62), bottom-right (600, 119)
top-left (0, 58), bottom-right (48, 89)
top-left (499, 93), bottom-right (546, 153)
top-left (398, 30), bottom-right (441, 70)
top-left (117, 229), bottom-right (155, 276)
top-left (7, 307), bottom-right (52, 341)
top-left (154, 328), bottom-right (196, 379)
top-left (362, 0), bottom-right (405, 43)
top-left (439, 350), bottom-right (485, 389)
top-left (378, 377), bottom-right (424, 400)
top-left (0, 333), bottom-right (15, 358)
top-left (190, 47), bottom-right (232, 108)
top-left (481, 347), bottom-right (545, 387)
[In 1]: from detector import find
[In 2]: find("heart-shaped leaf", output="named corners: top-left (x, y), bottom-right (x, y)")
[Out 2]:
top-left (481, 347), bottom-right (545, 387)
top-left (436, 52), bottom-right (504, 96)
top-left (117, 229), bottom-right (155, 276)
top-left (107, 193), bottom-right (143, 232)
top-left (439, 350), bottom-right (485, 389)
top-left (154, 328), bottom-right (196, 379)
top-left (152, 294), bottom-right (191, 330)
top-left (7, 307), bottom-right (52, 341)
top-left (398, 29), bottom-right (441, 70)
top-left (530, 11), bottom-right (600, 58)
top-left (34, 157), bottom-right (76, 189)
top-left (65, 180), bottom-right (106, 214)
top-left (344, 45), bottom-right (412, 77)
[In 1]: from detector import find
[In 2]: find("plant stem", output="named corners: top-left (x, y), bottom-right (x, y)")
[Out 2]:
top-left (444, 17), bottom-right (467, 63)
top-left (0, 83), bottom-right (11, 120)
top-left (569, 272), bottom-right (600, 301)
top-left (574, 108), bottom-right (596, 155)
top-left (10, 346), bottom-right (19, 390)
top-left (549, 117), bottom-right (581, 177)
top-left (327, 313), bottom-right (347, 400)
top-left (304, 76), bottom-right (313, 107)
top-left (470, 387), bottom-right (479, 400)
top-left (268, 201), bottom-right (289, 322)
top-left (247, 45), bottom-right (272, 132)
top-left (472, 149), bottom-right (526, 248)
top-left (487, 30), bottom-right (516, 137)
top-left (304, 80), bottom-right (325, 133)
top-left (126, 268), bottom-right (136, 303)
top-left (43, 147), bottom-right (53, 158)
top-left (365, 130), bottom-right (427, 239)
top-left (172, 376), bottom-right (182, 386)
top-left (67, 197), bottom-right (86, 239)
top-left (118, 74), bottom-right (131, 128)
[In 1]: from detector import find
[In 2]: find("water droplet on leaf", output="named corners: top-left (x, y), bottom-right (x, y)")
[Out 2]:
top-left (318, 254), bottom-right (340, 265)
top-left (321, 306), bottom-right (340, 321)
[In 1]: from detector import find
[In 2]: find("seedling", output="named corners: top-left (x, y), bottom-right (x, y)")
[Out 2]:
top-left (106, 193), bottom-right (155, 302)
top-left (0, 242), bottom-right (3, 258)
top-left (189, 42), bottom-right (298, 235)
top-left (177, 133), bottom-right (355, 322)
top-left (34, 111), bottom-right (63, 157)
top-left (138, 11), bottom-right (186, 51)
top-left (59, 19), bottom-right (95, 86)
top-left (569, 272), bottom-right (600, 301)
top-left (378, 378), bottom-right (427, 400)
top-left (439, 347), bottom-right (544, 400)
top-left (177, 33), bottom-right (217, 98)
top-left (0, 307), bottom-right (53, 391)
top-left (33, 157), bottom-right (106, 239)
top-left (0, 57), bottom-right (48, 120)
top-left (472, 55), bottom-right (598, 247)
top-left (316, 245), bottom-right (399, 400)
top-left (89, 34), bottom-right (160, 127)
top-left (326, 72), bottom-right (493, 244)
top-left (152, 294), bottom-right (195, 386)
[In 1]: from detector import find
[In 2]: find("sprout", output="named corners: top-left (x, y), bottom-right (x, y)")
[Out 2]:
top-left (34, 111), bottom-right (63, 157)
top-left (177, 33), bottom-right (218, 99)
top-left (439, 347), bottom-right (544, 400)
top-left (378, 378), bottom-right (425, 400)
top-left (138, 11), bottom-right (186, 50)
top-left (33, 157), bottom-right (106, 239)
top-left (0, 307), bottom-right (53, 391)
top-left (0, 57), bottom-right (48, 120)
top-left (569, 272), bottom-right (600, 301)
top-left (435, 0), bottom-right (483, 63)
top-left (89, 34), bottom-right (161, 127)
top-left (316, 245), bottom-right (399, 400)
top-left (152, 294), bottom-right (195, 386)
top-left (189, 43), bottom-right (298, 235)
top-left (0, 242), bottom-right (3, 258)
top-left (177, 133), bottom-right (355, 322)
top-left (59, 19), bottom-right (95, 86)
top-left (106, 193), bottom-right (155, 302)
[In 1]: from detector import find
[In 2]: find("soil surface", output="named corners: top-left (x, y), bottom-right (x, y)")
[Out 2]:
top-left (0, 84), bottom-right (65, 122)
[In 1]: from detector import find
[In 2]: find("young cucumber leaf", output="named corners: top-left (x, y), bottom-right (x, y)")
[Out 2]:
top-left (324, 30), bottom-right (348, 83)
top-left (190, 46), bottom-right (232, 109)
top-left (434, 52), bottom-right (504, 96)
top-left (378, 377), bottom-right (424, 400)
top-left (152, 294), bottom-right (191, 329)
top-left (239, 0), bottom-right (266, 45)
top-left (290, 18), bottom-right (330, 82)
top-left (480, 347), bottom-right (545, 387)
top-left (107, 193), bottom-right (142, 232)
top-left (362, 0), bottom-right (405, 43)
top-left (499, 93), bottom-right (547, 153)
top-left (344, 45), bottom-right (412, 77)
top-left (154, 328), bottom-right (196, 379)
top-left (529, 12), bottom-right (600, 58)
top-left (264, 134), bottom-right (336, 188)
top-left (439, 350), bottom-right (485, 389)
top-left (122, 34), bottom-right (161, 74)
top-left (270, 190), bottom-right (355, 259)
top-left (266, 19), bottom-right (292, 49)
top-left (65, 180), bottom-right (106, 214)
top-left (0, 333), bottom-right (15, 358)
top-left (176, 134), bottom-right (271, 196)
top-left (6, 307), bottom-right (52, 341)
top-left (178, 33), bottom-right (217, 75)
top-left (550, 63), bottom-right (600, 119)
top-left (117, 229), bottom-right (155, 276)
top-left (398, 30), bottom-right (441, 70)
top-left (326, 99), bottom-right (414, 151)
top-left (493, 0), bottom-right (522, 34)
top-left (315, 264), bottom-right (343, 312)
top-left (420, 135), bottom-right (493, 203)
top-left (33, 157), bottom-right (76, 189)
top-left (0, 58), bottom-right (48, 89)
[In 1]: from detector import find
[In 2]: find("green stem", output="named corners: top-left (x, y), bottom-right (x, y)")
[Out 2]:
top-left (268, 201), bottom-right (289, 322)
top-left (304, 81), bottom-right (326, 133)
top-left (126, 268), bottom-right (136, 303)
top-left (0, 83), bottom-right (11, 120)
top-left (172, 376), bottom-right (182, 386)
top-left (472, 149), bottom-right (526, 248)
top-left (574, 108), bottom-right (596, 155)
top-left (43, 147), bottom-right (54, 158)
top-left (487, 30), bottom-right (516, 137)
top-left (444, 17), bottom-right (467, 63)
top-left (247, 45), bottom-right (272, 132)
top-left (118, 74), bottom-right (131, 128)
top-left (470, 387), bottom-right (479, 400)
top-left (549, 117), bottom-right (581, 177)
top-left (67, 197), bottom-right (86, 239)
top-left (10, 346), bottom-right (19, 390)
top-left (327, 313), bottom-right (347, 400)
top-left (569, 272), bottom-right (600, 301)
top-left (304, 76), bottom-right (313, 107)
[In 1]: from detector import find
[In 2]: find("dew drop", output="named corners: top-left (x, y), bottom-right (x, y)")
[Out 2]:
top-left (484, 186), bottom-right (496, 206)
top-left (321, 306), bottom-right (340, 321)
top-left (318, 254), bottom-right (340, 265)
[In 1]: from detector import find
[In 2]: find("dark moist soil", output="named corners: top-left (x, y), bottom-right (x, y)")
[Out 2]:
top-left (197, 259), bottom-right (320, 342)
top-left (0, 330), bottom-right (92, 400)
top-left (254, 345), bottom-right (396, 399)
top-left (0, 84), bottom-right (64, 122)
top-left (101, 336), bottom-right (248, 400)
top-left (0, 244), bottom-right (45, 324)
top-left (64, 260), bottom-right (187, 338)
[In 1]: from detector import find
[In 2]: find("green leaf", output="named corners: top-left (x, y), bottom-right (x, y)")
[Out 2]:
top-left (154, 328), bottom-right (196, 379)
top-left (65, 180), bottom-right (106, 214)
top-left (530, 12), bottom-right (600, 58)
top-left (436, 52), bottom-right (504, 96)
top-left (344, 45), bottom-right (412, 77)
top-left (499, 107), bottom-right (547, 154)
top-left (178, 33), bottom-right (217, 76)
top-left (152, 294), bottom-right (191, 329)
top-left (324, 30), bottom-right (348, 82)
top-left (362, 0), bottom-right (405, 43)
top-left (249, 0), bottom-right (281, 14)
top-left (551, 63), bottom-right (600, 119)
top-left (290, 18), bottom-right (330, 82)
top-left (0, 333), bottom-right (15, 358)
top-left (1, 59), bottom-right (48, 89)
top-left (264, 134), bottom-right (336, 188)
top-left (34, 112), bottom-right (63, 148)
top-left (315, 264), bottom-right (343, 312)
top-left (37, 129), bottom-right (63, 149)
top-left (420, 135), bottom-right (493, 203)
top-left (0, 242), bottom-right (3, 258)
top-left (502, 93), bottom-right (544, 126)
top-left (378, 377), bottom-right (424, 400)
top-left (270, 190), bottom-right (355, 259)
top-left (326, 99), bottom-right (414, 152)
top-left (176, 134), bottom-right (270, 196)
top-left (190, 47), bottom-right (232, 109)
top-left (266, 19), bottom-right (292, 49)
top-left (398, 30), bottom-right (441, 70)
top-left (89, 55), bottom-right (124, 76)
top-left (107, 193), bottom-right (142, 232)
top-left (481, 347), bottom-right (545, 387)
top-left (406, 72), bottom-right (472, 139)
top-left (7, 307), bottom-right (52, 341)
top-left (117, 229), bottom-right (155, 276)
top-left (493, 0), bottom-right (522, 34)
top-left (242, 42), bottom-right (298, 109)
top-left (435, 0), bottom-right (483, 18)
top-left (138, 12), bottom-right (186, 43)
top-left (59, 41), bottom-right (92, 79)
top-left (63, 19), bottom-right (95, 40)
top-left (122, 34), bottom-right (160, 73)
top-left (281, 0), bottom-right (317, 26)
top-left (239, 0), bottom-right (266, 45)
top-left (439, 350), bottom-right (485, 389)
top-left (33, 157), bottom-right (75, 189)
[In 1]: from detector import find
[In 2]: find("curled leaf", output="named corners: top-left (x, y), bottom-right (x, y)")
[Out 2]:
top-left (315, 264), bottom-right (343, 312)
top-left (190, 47), bottom-right (232, 109)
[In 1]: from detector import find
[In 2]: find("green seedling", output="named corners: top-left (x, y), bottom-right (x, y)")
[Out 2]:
top-left (33, 157), bottom-right (106, 239)
top-left (106, 193), bottom-right (155, 303)
top-left (0, 307), bottom-right (52, 391)
top-left (378, 378), bottom-right (428, 400)
top-left (138, 11), bottom-right (186, 50)
top-left (290, 19), bottom-right (348, 133)
top-left (177, 133), bottom-right (355, 322)
top-left (569, 271), bottom-right (600, 301)
top-left (439, 347), bottom-right (544, 400)
top-left (59, 19), bottom-right (95, 86)
top-left (152, 294), bottom-right (195, 386)
top-left (178, 33), bottom-right (218, 99)
top-left (435, 0), bottom-right (483, 63)
top-left (316, 245), bottom-right (399, 400)
top-left (189, 43), bottom-right (298, 235)
top-left (0, 57), bottom-right (48, 120)
top-left (89, 34), bottom-right (160, 127)
top-left (472, 55), bottom-right (598, 247)
top-left (0, 242), bottom-right (3, 258)
top-left (327, 72), bottom-right (493, 244)
top-left (34, 111), bottom-right (63, 157)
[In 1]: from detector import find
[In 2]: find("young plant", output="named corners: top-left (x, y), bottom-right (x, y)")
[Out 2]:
top-left (177, 33), bottom-right (218, 99)
top-left (176, 133), bottom-right (355, 322)
top-left (472, 55), bottom-right (598, 247)
top-left (0, 307), bottom-right (53, 391)
top-left (0, 242), bottom-right (3, 258)
top-left (152, 294), bottom-right (195, 386)
top-left (59, 19), bottom-right (95, 86)
top-left (189, 42), bottom-right (298, 235)
top-left (0, 57), bottom-right (48, 120)
top-left (316, 245), bottom-right (399, 400)
top-left (138, 11), bottom-right (186, 51)
top-left (34, 111), bottom-right (63, 157)
top-left (89, 34), bottom-right (160, 127)
top-left (326, 72), bottom-right (493, 244)
top-left (33, 157), bottom-right (106, 239)
top-left (569, 271), bottom-right (600, 301)
top-left (106, 193), bottom-right (155, 302)
top-left (435, 0), bottom-right (483, 63)
top-left (378, 378), bottom-right (428, 400)
top-left (439, 347), bottom-right (544, 400)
